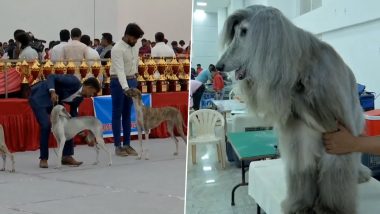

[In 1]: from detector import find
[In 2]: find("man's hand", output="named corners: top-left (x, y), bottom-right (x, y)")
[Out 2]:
top-left (50, 91), bottom-right (59, 104)
top-left (124, 88), bottom-right (134, 97)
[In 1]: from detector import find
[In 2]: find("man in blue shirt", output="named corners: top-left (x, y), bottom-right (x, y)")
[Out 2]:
top-left (193, 64), bottom-right (216, 110)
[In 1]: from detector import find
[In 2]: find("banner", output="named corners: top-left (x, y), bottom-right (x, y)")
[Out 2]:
top-left (93, 94), bottom-right (152, 137)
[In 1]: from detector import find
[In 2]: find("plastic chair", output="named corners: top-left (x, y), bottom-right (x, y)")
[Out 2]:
top-left (189, 109), bottom-right (226, 168)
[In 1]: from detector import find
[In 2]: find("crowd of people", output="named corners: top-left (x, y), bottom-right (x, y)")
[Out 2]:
top-left (0, 29), bottom-right (191, 62)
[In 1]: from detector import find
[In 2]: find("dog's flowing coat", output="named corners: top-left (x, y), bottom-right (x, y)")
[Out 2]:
top-left (51, 105), bottom-right (112, 168)
top-left (216, 5), bottom-right (371, 214)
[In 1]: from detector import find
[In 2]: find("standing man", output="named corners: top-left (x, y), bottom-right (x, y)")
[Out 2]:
top-left (99, 33), bottom-right (113, 65)
top-left (63, 28), bottom-right (88, 64)
top-left (80, 34), bottom-right (100, 66)
top-left (110, 23), bottom-right (144, 156)
top-left (29, 75), bottom-right (100, 168)
top-left (151, 32), bottom-right (175, 58)
top-left (51, 29), bottom-right (70, 62)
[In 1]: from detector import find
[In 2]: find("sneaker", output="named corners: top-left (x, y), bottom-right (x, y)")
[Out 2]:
top-left (115, 147), bottom-right (129, 156)
top-left (123, 145), bottom-right (138, 156)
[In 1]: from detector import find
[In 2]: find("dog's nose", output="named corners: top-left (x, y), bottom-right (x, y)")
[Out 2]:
top-left (216, 64), bottom-right (225, 72)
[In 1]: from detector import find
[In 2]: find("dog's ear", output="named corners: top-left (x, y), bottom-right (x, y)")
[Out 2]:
top-left (61, 107), bottom-right (71, 118)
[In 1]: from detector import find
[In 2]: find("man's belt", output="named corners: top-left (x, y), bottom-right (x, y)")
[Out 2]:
top-left (110, 74), bottom-right (136, 79)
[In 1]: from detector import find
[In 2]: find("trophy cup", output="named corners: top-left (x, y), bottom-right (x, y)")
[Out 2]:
top-left (138, 57), bottom-right (148, 79)
top-left (31, 60), bottom-right (41, 85)
top-left (157, 57), bottom-right (168, 76)
top-left (182, 57), bottom-right (190, 75)
top-left (79, 59), bottom-right (89, 82)
top-left (137, 74), bottom-right (148, 93)
top-left (103, 59), bottom-right (111, 95)
top-left (20, 60), bottom-right (31, 98)
top-left (43, 60), bottom-right (53, 79)
top-left (91, 60), bottom-right (101, 79)
top-left (146, 58), bottom-right (157, 78)
top-left (66, 60), bottom-right (76, 75)
top-left (178, 65), bottom-right (189, 91)
top-left (146, 74), bottom-right (157, 93)
top-left (170, 57), bottom-right (180, 76)
top-left (0, 61), bottom-right (4, 73)
top-left (157, 72), bottom-right (168, 92)
top-left (54, 61), bottom-right (66, 75)
top-left (169, 73), bottom-right (181, 92)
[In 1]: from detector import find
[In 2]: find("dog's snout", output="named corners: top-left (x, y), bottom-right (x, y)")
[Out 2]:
top-left (216, 64), bottom-right (225, 72)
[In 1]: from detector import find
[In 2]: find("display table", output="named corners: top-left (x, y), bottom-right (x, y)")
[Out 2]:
top-left (0, 92), bottom-right (188, 152)
top-left (249, 159), bottom-right (380, 214)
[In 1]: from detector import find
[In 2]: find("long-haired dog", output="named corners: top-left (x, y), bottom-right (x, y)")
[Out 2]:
top-left (0, 125), bottom-right (15, 172)
top-left (125, 88), bottom-right (187, 160)
top-left (216, 5), bottom-right (371, 214)
top-left (51, 105), bottom-right (112, 168)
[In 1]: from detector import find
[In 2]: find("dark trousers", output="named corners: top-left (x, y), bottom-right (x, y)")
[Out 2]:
top-left (110, 78), bottom-right (138, 147)
top-left (193, 84), bottom-right (205, 110)
top-left (29, 104), bottom-right (74, 160)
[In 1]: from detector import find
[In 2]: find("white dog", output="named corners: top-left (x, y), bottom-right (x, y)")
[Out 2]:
top-left (50, 105), bottom-right (112, 168)
top-left (0, 124), bottom-right (15, 172)
top-left (217, 5), bottom-right (371, 214)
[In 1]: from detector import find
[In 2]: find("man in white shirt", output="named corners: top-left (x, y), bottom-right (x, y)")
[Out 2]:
top-left (110, 23), bottom-right (144, 156)
top-left (17, 32), bottom-right (38, 61)
top-left (80, 34), bottom-right (100, 66)
top-left (151, 32), bottom-right (175, 58)
top-left (51, 29), bottom-right (70, 62)
top-left (63, 28), bottom-right (88, 64)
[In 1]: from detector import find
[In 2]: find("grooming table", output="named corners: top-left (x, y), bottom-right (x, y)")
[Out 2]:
top-left (227, 131), bottom-right (278, 206)
top-left (249, 159), bottom-right (380, 214)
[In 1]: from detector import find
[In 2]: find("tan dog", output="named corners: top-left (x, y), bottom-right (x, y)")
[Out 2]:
top-left (125, 88), bottom-right (187, 160)
top-left (0, 125), bottom-right (15, 172)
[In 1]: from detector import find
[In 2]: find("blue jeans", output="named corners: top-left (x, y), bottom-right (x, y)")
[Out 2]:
top-left (110, 78), bottom-right (138, 147)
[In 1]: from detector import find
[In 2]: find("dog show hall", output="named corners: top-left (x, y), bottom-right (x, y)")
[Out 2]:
top-left (188, 0), bottom-right (380, 214)
top-left (0, 0), bottom-right (191, 213)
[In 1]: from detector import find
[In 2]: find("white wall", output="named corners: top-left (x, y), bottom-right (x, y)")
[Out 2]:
top-left (191, 12), bottom-right (218, 69)
top-left (0, 0), bottom-right (192, 49)
top-left (289, 0), bottom-right (380, 107)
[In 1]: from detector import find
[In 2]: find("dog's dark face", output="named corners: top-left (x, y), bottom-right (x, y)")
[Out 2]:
top-left (125, 88), bottom-right (142, 100)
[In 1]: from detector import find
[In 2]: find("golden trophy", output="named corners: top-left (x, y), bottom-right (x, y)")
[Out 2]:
top-left (170, 57), bottom-right (180, 76)
top-left (43, 60), bottom-right (53, 79)
top-left (20, 60), bottom-right (30, 84)
top-left (137, 75), bottom-right (148, 93)
top-left (91, 60), bottom-right (101, 79)
top-left (157, 73), bottom-right (168, 92)
top-left (146, 74), bottom-right (157, 93)
top-left (138, 57), bottom-right (148, 79)
top-left (79, 59), bottom-right (89, 82)
top-left (103, 59), bottom-right (112, 95)
top-left (146, 57), bottom-right (157, 77)
top-left (54, 61), bottom-right (66, 75)
top-left (182, 57), bottom-right (190, 75)
top-left (157, 57), bottom-right (168, 76)
top-left (31, 60), bottom-right (41, 84)
top-left (66, 60), bottom-right (76, 75)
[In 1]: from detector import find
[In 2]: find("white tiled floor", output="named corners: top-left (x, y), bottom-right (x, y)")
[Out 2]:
top-left (0, 138), bottom-right (186, 214)
top-left (186, 144), bottom-right (258, 214)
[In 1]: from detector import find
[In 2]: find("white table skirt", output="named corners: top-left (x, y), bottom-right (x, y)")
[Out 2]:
top-left (249, 159), bottom-right (380, 214)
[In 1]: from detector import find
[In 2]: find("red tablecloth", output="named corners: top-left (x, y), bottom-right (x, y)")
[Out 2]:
top-left (0, 92), bottom-right (188, 152)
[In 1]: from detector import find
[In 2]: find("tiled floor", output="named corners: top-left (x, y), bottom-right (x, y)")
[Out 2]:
top-left (0, 138), bottom-right (186, 214)
top-left (186, 144), bottom-right (258, 214)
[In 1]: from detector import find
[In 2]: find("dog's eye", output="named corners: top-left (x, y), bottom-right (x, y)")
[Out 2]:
top-left (240, 28), bottom-right (247, 37)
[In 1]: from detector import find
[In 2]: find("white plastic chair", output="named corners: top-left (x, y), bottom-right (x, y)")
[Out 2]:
top-left (189, 109), bottom-right (226, 169)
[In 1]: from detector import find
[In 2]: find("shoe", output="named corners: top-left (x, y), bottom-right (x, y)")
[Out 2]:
top-left (123, 145), bottom-right (138, 156)
top-left (115, 147), bottom-right (129, 156)
top-left (61, 156), bottom-right (83, 166)
top-left (39, 159), bottom-right (48, 168)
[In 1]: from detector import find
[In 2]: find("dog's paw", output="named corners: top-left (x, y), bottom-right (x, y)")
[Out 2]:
top-left (358, 164), bottom-right (371, 183)
top-left (108, 162), bottom-right (112, 166)
top-left (145, 157), bottom-right (149, 160)
top-left (173, 152), bottom-right (178, 156)
top-left (136, 157), bottom-right (142, 160)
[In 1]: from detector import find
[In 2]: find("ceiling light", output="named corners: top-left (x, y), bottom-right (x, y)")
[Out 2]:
top-left (197, 2), bottom-right (207, 7)
top-left (205, 179), bottom-right (215, 184)
top-left (194, 9), bottom-right (206, 21)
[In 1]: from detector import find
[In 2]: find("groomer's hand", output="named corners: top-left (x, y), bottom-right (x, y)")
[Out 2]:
top-left (323, 123), bottom-right (358, 154)
top-left (50, 91), bottom-right (59, 104)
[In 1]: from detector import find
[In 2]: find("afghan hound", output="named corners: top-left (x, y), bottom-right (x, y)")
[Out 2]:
top-left (216, 5), bottom-right (371, 214)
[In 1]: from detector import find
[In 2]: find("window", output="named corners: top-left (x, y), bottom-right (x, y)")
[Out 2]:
top-left (299, 0), bottom-right (322, 15)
